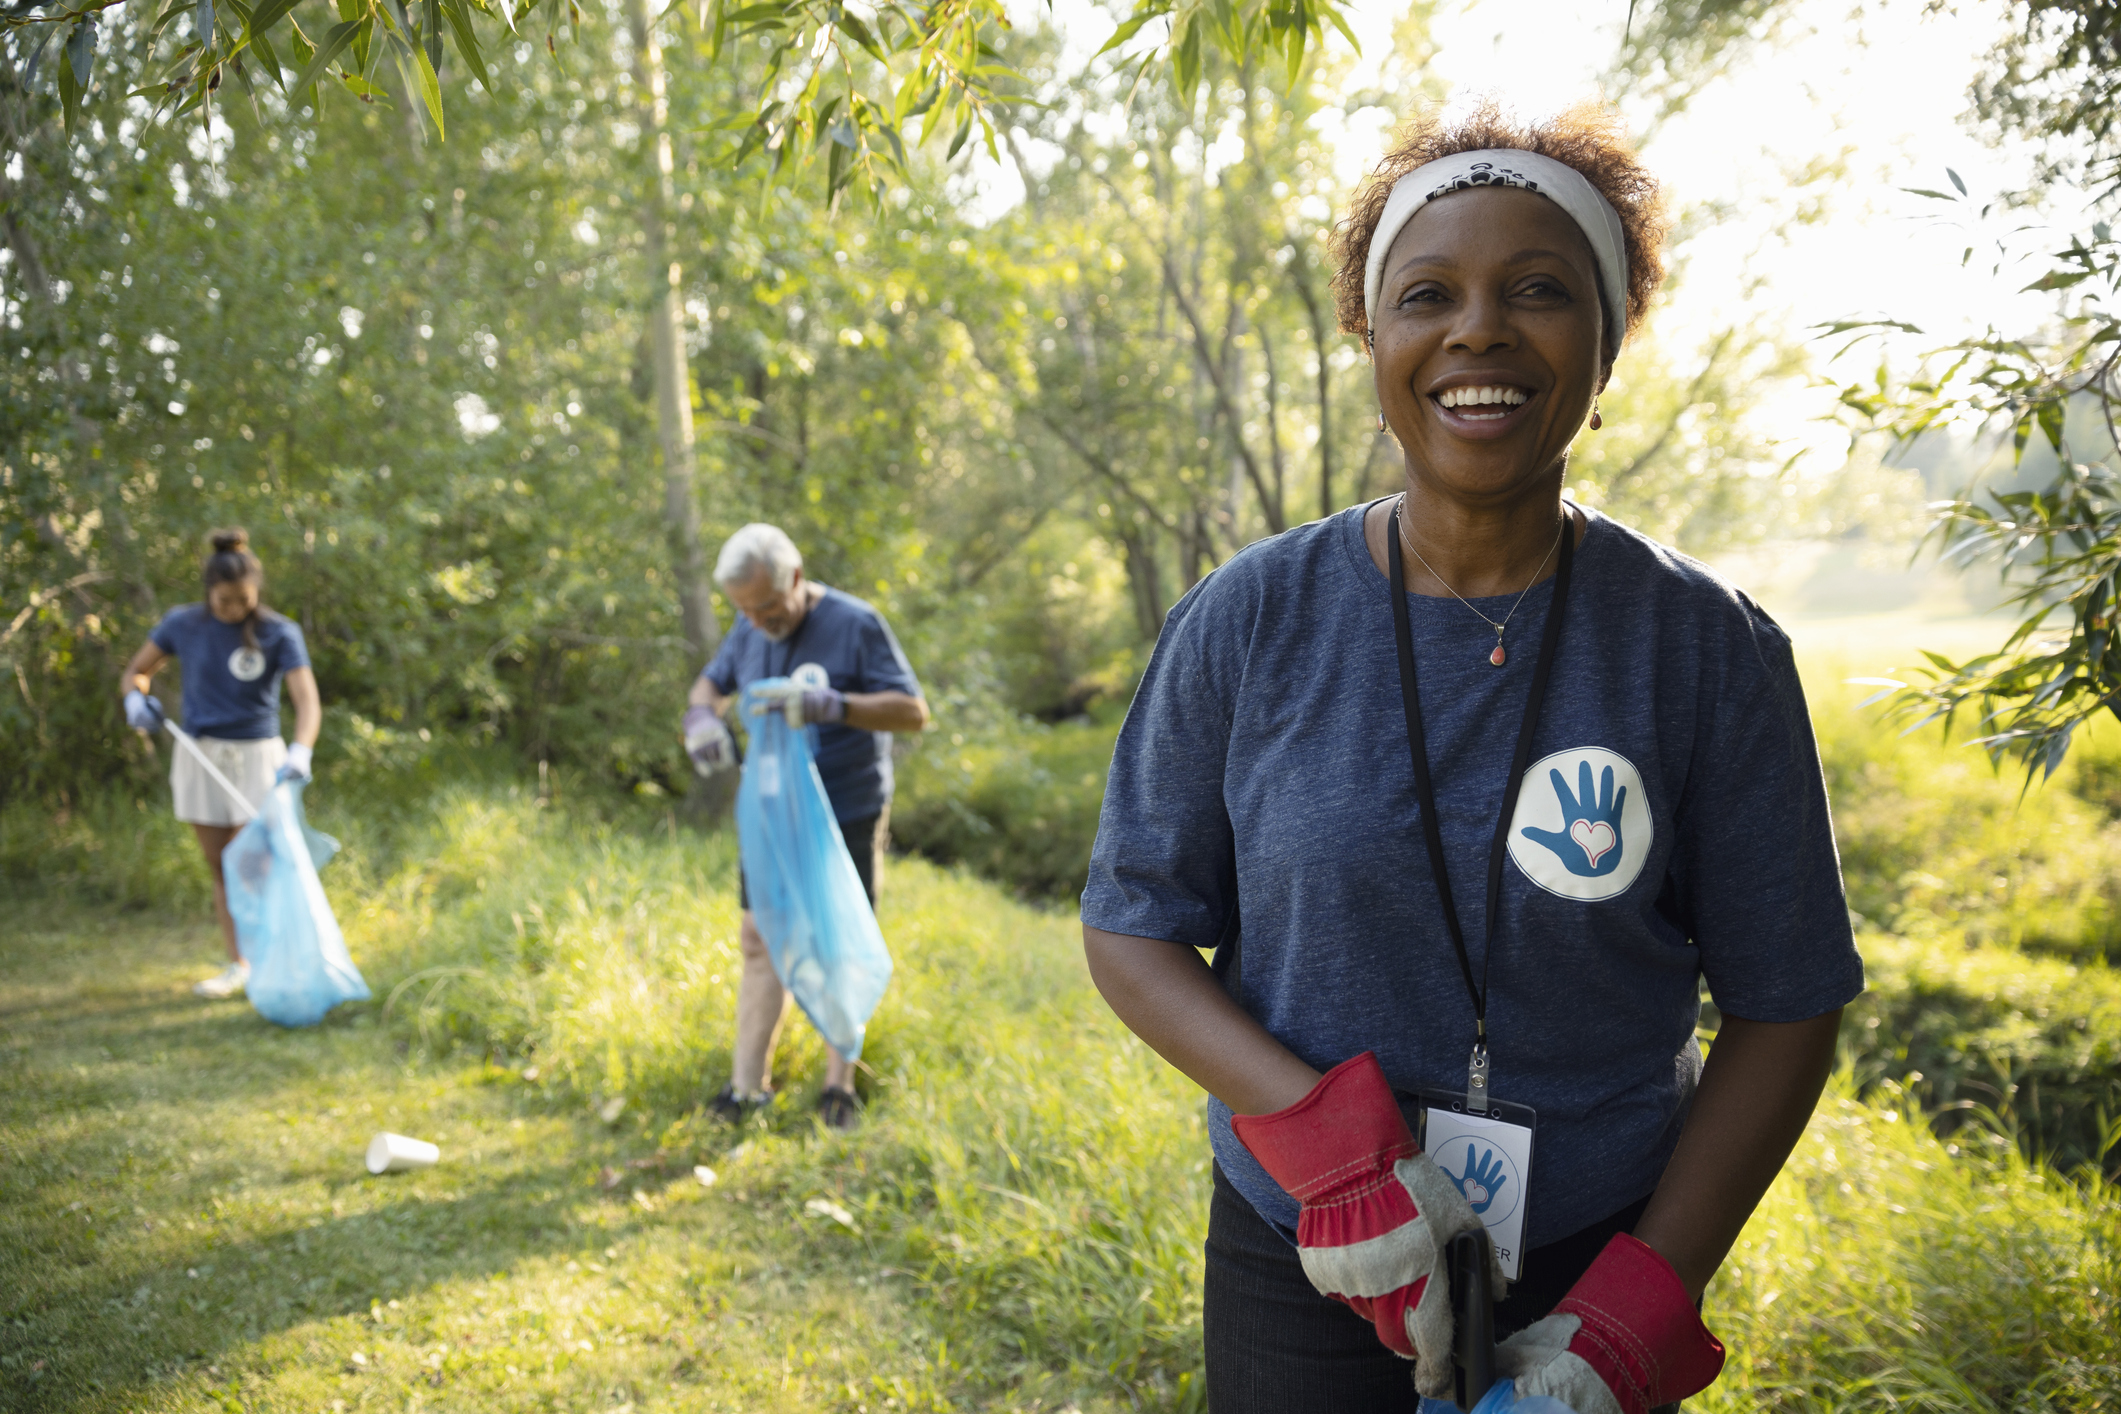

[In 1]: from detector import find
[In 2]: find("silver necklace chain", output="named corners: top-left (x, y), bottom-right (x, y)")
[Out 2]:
top-left (1396, 493), bottom-right (1566, 650)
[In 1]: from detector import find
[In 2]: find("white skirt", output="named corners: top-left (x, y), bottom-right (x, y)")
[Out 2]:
top-left (171, 735), bottom-right (286, 826)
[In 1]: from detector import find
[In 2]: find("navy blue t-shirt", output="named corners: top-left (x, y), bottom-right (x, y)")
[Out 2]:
top-left (1081, 502), bottom-right (1864, 1250)
top-left (702, 584), bottom-right (922, 822)
top-left (149, 604), bottom-right (312, 741)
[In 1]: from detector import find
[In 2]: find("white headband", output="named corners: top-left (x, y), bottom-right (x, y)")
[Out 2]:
top-left (1361, 149), bottom-right (1630, 357)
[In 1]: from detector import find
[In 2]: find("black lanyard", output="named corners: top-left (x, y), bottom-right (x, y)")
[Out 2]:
top-left (774, 594), bottom-right (815, 680)
top-left (1387, 499), bottom-right (1574, 1100)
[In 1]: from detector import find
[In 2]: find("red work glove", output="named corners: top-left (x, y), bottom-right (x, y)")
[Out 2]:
top-left (1496, 1232), bottom-right (1726, 1414)
top-left (1230, 1052), bottom-right (1489, 1397)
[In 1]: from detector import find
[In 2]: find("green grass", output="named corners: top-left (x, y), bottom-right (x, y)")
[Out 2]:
top-left (5, 773), bottom-right (2119, 1411)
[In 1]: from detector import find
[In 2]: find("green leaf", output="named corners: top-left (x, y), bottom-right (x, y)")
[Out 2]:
top-left (1096, 9), bottom-right (1158, 55)
top-left (290, 18), bottom-right (363, 94)
top-left (288, 23), bottom-right (318, 102)
top-left (411, 36), bottom-right (444, 134)
top-left (1172, 17), bottom-right (1201, 103)
top-left (423, 0), bottom-right (442, 68)
top-left (441, 0), bottom-right (493, 90)
top-left (2038, 397), bottom-right (2066, 453)
top-left (198, 0), bottom-right (217, 50)
top-left (244, 0), bottom-right (303, 42)
top-left (1947, 166), bottom-right (1967, 195)
top-left (57, 43), bottom-right (82, 133)
top-left (836, 9), bottom-right (883, 61)
top-left (945, 105), bottom-right (973, 160)
top-left (2025, 269), bottom-right (2094, 292)
top-left (67, 17), bottom-right (98, 87)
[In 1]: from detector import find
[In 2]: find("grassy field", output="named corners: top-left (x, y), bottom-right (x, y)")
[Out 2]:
top-left (5, 616), bottom-right (2121, 1411)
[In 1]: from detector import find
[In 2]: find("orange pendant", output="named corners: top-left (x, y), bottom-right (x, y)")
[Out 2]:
top-left (1490, 643), bottom-right (1507, 666)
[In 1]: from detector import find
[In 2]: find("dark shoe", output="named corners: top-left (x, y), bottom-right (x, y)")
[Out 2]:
top-left (817, 1085), bottom-right (862, 1132)
top-left (708, 1084), bottom-right (773, 1124)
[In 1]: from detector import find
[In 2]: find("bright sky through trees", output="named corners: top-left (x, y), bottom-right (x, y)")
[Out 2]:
top-left (963, 0), bottom-right (2105, 472)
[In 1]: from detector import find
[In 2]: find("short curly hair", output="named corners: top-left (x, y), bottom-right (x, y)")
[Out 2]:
top-left (1329, 99), bottom-right (1666, 343)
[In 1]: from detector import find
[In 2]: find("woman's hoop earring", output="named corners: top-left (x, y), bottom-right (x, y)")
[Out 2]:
top-left (1376, 409), bottom-right (1387, 433)
top-left (1590, 399), bottom-right (1603, 431)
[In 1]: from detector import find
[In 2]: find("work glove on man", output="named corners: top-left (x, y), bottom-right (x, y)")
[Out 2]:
top-left (683, 705), bottom-right (736, 776)
top-left (1230, 1052), bottom-right (1490, 1398)
top-left (747, 681), bottom-right (845, 728)
top-left (275, 742), bottom-right (314, 785)
top-left (1495, 1232), bottom-right (1726, 1414)
top-left (123, 689), bottom-right (166, 734)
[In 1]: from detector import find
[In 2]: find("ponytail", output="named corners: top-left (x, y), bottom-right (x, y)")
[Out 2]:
top-left (203, 527), bottom-right (265, 653)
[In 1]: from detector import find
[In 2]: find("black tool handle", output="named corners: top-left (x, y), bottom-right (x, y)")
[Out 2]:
top-left (1450, 1228), bottom-right (1497, 1411)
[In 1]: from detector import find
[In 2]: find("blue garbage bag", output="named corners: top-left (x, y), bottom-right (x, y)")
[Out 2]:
top-left (1468, 1379), bottom-right (1577, 1414)
top-left (735, 677), bottom-right (893, 1061)
top-left (222, 779), bottom-right (371, 1027)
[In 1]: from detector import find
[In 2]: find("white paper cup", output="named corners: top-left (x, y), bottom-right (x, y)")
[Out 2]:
top-left (366, 1132), bottom-right (440, 1174)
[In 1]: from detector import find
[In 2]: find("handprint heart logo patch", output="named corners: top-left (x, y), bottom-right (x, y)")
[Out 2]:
top-left (1568, 819), bottom-right (1616, 868)
top-left (1506, 747), bottom-right (1653, 901)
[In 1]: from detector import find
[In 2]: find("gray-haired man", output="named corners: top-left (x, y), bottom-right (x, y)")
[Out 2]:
top-left (685, 523), bottom-right (929, 1130)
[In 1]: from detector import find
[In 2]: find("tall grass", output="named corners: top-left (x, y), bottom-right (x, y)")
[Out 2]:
top-left (9, 673), bottom-right (2121, 1407)
top-left (1810, 675), bottom-right (2121, 965)
top-left (1702, 1080), bottom-right (2121, 1412)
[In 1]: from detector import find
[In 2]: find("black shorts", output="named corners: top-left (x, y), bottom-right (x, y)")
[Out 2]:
top-left (1202, 1162), bottom-right (1675, 1414)
top-left (738, 807), bottom-right (886, 912)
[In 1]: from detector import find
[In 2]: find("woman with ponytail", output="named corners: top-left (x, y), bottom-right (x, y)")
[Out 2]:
top-left (120, 528), bottom-right (322, 999)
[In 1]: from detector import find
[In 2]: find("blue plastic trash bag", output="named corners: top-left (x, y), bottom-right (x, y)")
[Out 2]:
top-left (1468, 1379), bottom-right (1576, 1414)
top-left (735, 677), bottom-right (893, 1060)
top-left (222, 779), bottom-right (371, 1027)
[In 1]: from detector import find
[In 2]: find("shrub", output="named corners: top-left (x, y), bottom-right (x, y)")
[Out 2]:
top-left (1700, 1080), bottom-right (2121, 1412)
top-left (1813, 674), bottom-right (2121, 964)
top-left (890, 712), bottom-right (1121, 899)
top-left (1844, 931), bottom-right (2121, 1176)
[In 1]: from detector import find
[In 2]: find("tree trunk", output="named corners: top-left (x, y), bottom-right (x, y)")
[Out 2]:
top-left (1117, 523), bottom-right (1166, 641)
top-left (628, 0), bottom-right (719, 662)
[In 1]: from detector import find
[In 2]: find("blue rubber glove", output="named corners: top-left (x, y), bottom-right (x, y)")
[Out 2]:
top-left (124, 689), bottom-right (165, 734)
top-left (747, 681), bottom-right (846, 727)
top-left (683, 705), bottom-right (737, 775)
top-left (275, 742), bottom-right (313, 784)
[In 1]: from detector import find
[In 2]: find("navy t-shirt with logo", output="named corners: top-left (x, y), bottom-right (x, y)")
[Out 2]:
top-left (702, 584), bottom-right (922, 822)
top-left (1080, 502), bottom-right (1864, 1250)
top-left (150, 604), bottom-right (312, 740)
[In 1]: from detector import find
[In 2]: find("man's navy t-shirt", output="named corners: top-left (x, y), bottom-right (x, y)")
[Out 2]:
top-left (150, 604), bottom-right (312, 740)
top-left (1080, 503), bottom-right (1864, 1251)
top-left (702, 584), bottom-right (922, 822)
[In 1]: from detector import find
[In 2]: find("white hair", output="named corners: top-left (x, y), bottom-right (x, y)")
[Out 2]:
top-left (713, 522), bottom-right (804, 590)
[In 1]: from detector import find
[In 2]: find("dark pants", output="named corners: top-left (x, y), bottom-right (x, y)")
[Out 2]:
top-left (738, 808), bottom-right (886, 910)
top-left (1203, 1163), bottom-right (1677, 1414)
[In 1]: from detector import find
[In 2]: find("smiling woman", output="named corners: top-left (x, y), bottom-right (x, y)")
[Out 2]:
top-left (1079, 101), bottom-right (1865, 1414)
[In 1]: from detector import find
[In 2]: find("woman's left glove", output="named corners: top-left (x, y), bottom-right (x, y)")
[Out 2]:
top-left (1230, 1052), bottom-right (1489, 1397)
top-left (748, 681), bottom-right (845, 727)
top-left (1495, 1233), bottom-right (1725, 1414)
top-left (275, 743), bottom-right (313, 785)
top-left (124, 689), bottom-right (166, 734)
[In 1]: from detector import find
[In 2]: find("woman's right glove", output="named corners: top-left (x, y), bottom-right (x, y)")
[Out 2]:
top-left (683, 705), bottom-right (736, 775)
top-left (124, 689), bottom-right (165, 734)
top-left (1495, 1232), bottom-right (1725, 1414)
top-left (1231, 1052), bottom-right (1491, 1398)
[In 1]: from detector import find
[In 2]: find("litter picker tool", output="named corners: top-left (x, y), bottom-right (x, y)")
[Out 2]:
top-left (165, 721), bottom-right (259, 823)
top-left (1452, 1228), bottom-right (1499, 1410)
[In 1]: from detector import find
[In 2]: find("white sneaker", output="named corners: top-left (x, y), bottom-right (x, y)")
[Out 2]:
top-left (193, 962), bottom-right (250, 999)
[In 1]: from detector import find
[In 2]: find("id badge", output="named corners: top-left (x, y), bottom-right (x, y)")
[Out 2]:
top-left (1415, 1090), bottom-right (1537, 1282)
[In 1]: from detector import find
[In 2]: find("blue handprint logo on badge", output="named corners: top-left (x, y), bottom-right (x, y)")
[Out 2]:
top-left (1440, 1139), bottom-right (1520, 1224)
top-left (1506, 747), bottom-right (1653, 902)
top-left (1443, 1142), bottom-right (1510, 1215)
